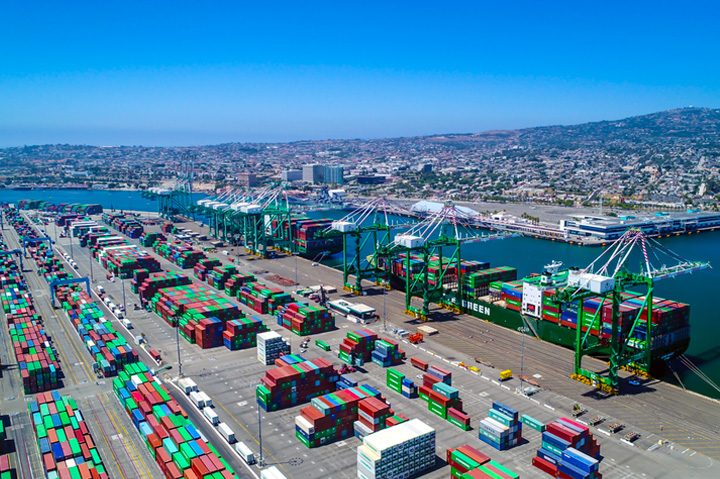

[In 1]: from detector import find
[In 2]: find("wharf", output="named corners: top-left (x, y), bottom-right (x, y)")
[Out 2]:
top-left (11, 210), bottom-right (720, 479)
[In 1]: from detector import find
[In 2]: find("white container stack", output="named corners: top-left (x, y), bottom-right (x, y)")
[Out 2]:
top-left (357, 419), bottom-right (435, 479)
top-left (257, 331), bottom-right (290, 365)
top-left (260, 466), bottom-right (288, 479)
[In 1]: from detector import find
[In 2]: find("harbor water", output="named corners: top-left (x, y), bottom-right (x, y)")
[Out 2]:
top-left (1, 189), bottom-right (717, 399)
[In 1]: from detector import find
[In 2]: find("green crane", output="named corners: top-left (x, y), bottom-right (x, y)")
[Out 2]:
top-left (553, 228), bottom-right (709, 394)
top-left (142, 155), bottom-right (196, 220)
top-left (372, 201), bottom-right (515, 321)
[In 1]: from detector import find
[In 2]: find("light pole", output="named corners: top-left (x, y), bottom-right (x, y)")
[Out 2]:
top-left (256, 385), bottom-right (265, 467)
top-left (121, 277), bottom-right (127, 312)
top-left (69, 230), bottom-right (74, 260)
top-left (293, 252), bottom-right (299, 285)
top-left (175, 317), bottom-right (183, 377)
top-left (382, 285), bottom-right (387, 331)
top-left (89, 247), bottom-right (94, 283)
top-left (519, 326), bottom-right (528, 395)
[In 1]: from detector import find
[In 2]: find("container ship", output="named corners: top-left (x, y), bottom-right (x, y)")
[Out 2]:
top-left (270, 217), bottom-right (343, 259)
top-left (382, 253), bottom-right (690, 374)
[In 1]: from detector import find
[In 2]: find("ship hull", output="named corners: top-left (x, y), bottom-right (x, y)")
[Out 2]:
top-left (389, 273), bottom-right (688, 370)
top-left (455, 297), bottom-right (688, 367)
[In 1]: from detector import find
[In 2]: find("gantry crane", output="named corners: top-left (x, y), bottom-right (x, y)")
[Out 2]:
top-left (553, 228), bottom-right (710, 393)
top-left (324, 197), bottom-right (413, 295)
top-left (142, 155), bottom-right (196, 219)
top-left (373, 201), bottom-right (516, 321)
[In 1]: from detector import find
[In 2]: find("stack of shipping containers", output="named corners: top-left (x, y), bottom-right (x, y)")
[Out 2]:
top-left (140, 231), bottom-right (166, 247)
top-left (238, 281), bottom-right (292, 315)
top-left (463, 266), bottom-right (517, 298)
top-left (223, 272), bottom-right (255, 298)
top-left (338, 329), bottom-right (378, 366)
top-left (386, 368), bottom-right (418, 398)
top-left (370, 339), bottom-right (404, 367)
top-left (1, 273), bottom-right (62, 393)
top-left (447, 444), bottom-right (521, 479)
top-left (356, 419), bottom-right (435, 479)
top-left (294, 385), bottom-right (385, 448)
top-left (223, 317), bottom-right (267, 350)
top-left (275, 302), bottom-right (335, 335)
top-left (256, 356), bottom-right (339, 411)
top-left (533, 417), bottom-right (602, 479)
top-left (257, 331), bottom-right (290, 365)
top-left (193, 258), bottom-right (222, 282)
top-left (478, 402), bottom-right (523, 451)
top-left (155, 241), bottom-right (206, 269)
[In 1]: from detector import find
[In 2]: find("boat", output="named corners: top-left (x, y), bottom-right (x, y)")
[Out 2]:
top-left (381, 252), bottom-right (690, 375)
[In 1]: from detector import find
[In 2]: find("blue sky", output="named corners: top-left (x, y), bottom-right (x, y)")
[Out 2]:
top-left (1, 1), bottom-right (718, 146)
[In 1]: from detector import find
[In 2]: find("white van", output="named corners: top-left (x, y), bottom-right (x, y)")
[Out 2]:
top-left (108, 302), bottom-right (117, 310)
top-left (114, 309), bottom-right (124, 319)
top-left (235, 442), bottom-right (255, 465)
top-left (122, 319), bottom-right (133, 329)
top-left (103, 297), bottom-right (112, 305)
top-left (97, 285), bottom-right (105, 294)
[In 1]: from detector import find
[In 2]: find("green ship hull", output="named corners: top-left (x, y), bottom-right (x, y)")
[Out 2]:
top-left (456, 296), bottom-right (689, 374)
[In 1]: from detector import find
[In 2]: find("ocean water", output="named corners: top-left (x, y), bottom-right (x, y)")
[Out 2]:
top-left (2, 190), bottom-right (717, 398)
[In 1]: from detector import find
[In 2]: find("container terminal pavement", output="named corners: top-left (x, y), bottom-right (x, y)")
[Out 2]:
top-left (0, 208), bottom-right (719, 479)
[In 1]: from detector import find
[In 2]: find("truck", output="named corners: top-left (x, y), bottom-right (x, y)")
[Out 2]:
top-left (499, 369), bottom-right (512, 381)
top-left (218, 422), bottom-right (236, 443)
top-left (148, 349), bottom-right (162, 363)
top-left (410, 357), bottom-right (429, 371)
top-left (235, 442), bottom-right (256, 465)
top-left (203, 407), bottom-right (219, 426)
top-left (198, 391), bottom-right (212, 407)
top-left (189, 391), bottom-right (205, 408)
top-left (178, 377), bottom-right (198, 394)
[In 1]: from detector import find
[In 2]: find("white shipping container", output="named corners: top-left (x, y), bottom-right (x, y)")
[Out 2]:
top-left (236, 441), bottom-right (256, 465)
top-left (331, 221), bottom-right (356, 232)
top-left (394, 234), bottom-right (424, 248)
top-left (178, 378), bottom-right (198, 394)
top-left (203, 407), bottom-right (219, 425)
top-left (294, 416), bottom-right (315, 435)
top-left (568, 271), bottom-right (615, 294)
top-left (218, 422), bottom-right (236, 443)
top-left (189, 391), bottom-right (205, 408)
top-left (198, 391), bottom-right (212, 407)
top-left (259, 466), bottom-right (286, 479)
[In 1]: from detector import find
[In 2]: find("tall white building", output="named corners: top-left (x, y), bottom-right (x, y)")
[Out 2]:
top-left (303, 164), bottom-right (325, 184)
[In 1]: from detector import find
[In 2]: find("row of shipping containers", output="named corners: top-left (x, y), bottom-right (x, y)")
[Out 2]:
top-left (113, 361), bottom-right (239, 479)
top-left (1, 217), bottom-right (64, 393)
top-left (17, 200), bottom-right (102, 215)
top-left (0, 404), bottom-right (14, 479)
top-left (28, 392), bottom-right (110, 479)
top-left (54, 285), bottom-right (139, 376)
top-left (102, 213), bottom-right (144, 238)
